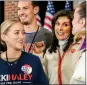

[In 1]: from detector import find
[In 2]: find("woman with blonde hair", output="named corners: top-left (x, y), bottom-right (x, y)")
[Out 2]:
top-left (70, 1), bottom-right (86, 84)
top-left (0, 20), bottom-right (49, 84)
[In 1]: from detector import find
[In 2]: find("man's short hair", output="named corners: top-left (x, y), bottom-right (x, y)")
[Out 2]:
top-left (32, 1), bottom-right (39, 7)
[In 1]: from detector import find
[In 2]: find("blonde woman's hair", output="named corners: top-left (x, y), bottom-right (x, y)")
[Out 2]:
top-left (0, 20), bottom-right (20, 52)
top-left (1, 20), bottom-right (16, 34)
top-left (74, 1), bottom-right (86, 43)
top-left (74, 30), bottom-right (86, 43)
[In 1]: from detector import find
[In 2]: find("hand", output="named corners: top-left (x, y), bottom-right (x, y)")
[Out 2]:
top-left (34, 41), bottom-right (45, 53)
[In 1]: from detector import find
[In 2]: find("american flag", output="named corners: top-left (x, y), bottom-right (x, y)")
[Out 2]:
top-left (43, 1), bottom-right (55, 31)
top-left (65, 1), bottom-right (71, 10)
top-left (36, 13), bottom-right (42, 26)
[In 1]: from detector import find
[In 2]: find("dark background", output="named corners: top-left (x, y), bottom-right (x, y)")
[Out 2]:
top-left (0, 1), bottom-right (4, 24)
top-left (0, 1), bottom-right (73, 25)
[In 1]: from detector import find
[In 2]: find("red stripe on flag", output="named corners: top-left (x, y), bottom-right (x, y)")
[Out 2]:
top-left (36, 18), bottom-right (41, 22)
top-left (45, 16), bottom-right (52, 21)
top-left (44, 22), bottom-right (52, 30)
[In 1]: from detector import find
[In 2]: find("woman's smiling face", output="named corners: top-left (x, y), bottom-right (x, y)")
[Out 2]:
top-left (54, 16), bottom-right (71, 40)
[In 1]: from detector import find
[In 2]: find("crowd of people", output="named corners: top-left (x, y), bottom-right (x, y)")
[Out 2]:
top-left (0, 1), bottom-right (86, 85)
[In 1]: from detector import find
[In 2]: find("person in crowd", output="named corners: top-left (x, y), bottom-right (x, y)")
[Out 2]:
top-left (17, 1), bottom-right (53, 70)
top-left (44, 10), bottom-right (83, 84)
top-left (70, 1), bottom-right (86, 84)
top-left (0, 20), bottom-right (49, 84)
top-left (17, 1), bottom-right (53, 54)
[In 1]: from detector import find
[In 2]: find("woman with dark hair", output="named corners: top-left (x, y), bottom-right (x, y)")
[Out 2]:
top-left (49, 10), bottom-right (73, 53)
top-left (44, 10), bottom-right (83, 84)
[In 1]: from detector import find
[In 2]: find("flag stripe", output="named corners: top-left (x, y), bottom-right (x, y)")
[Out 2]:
top-left (43, 1), bottom-right (55, 31)
top-left (44, 22), bottom-right (52, 29)
top-left (36, 13), bottom-right (42, 26)
top-left (46, 12), bottom-right (53, 19)
top-left (44, 18), bottom-right (52, 26)
top-left (37, 14), bottom-right (41, 20)
top-left (45, 16), bottom-right (52, 21)
top-left (37, 22), bottom-right (41, 26)
top-left (36, 18), bottom-right (41, 22)
top-left (44, 25), bottom-right (52, 32)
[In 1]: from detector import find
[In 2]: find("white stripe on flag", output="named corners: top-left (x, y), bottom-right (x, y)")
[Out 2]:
top-left (44, 18), bottom-right (52, 26)
top-left (44, 25), bottom-right (52, 32)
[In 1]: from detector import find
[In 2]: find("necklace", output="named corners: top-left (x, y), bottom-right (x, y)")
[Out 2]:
top-left (6, 51), bottom-right (20, 66)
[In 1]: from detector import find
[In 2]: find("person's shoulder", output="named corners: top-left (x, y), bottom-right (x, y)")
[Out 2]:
top-left (39, 27), bottom-right (52, 33)
top-left (70, 37), bottom-right (86, 51)
top-left (69, 42), bottom-right (81, 51)
top-left (69, 41), bottom-right (86, 54)
top-left (39, 27), bottom-right (53, 40)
